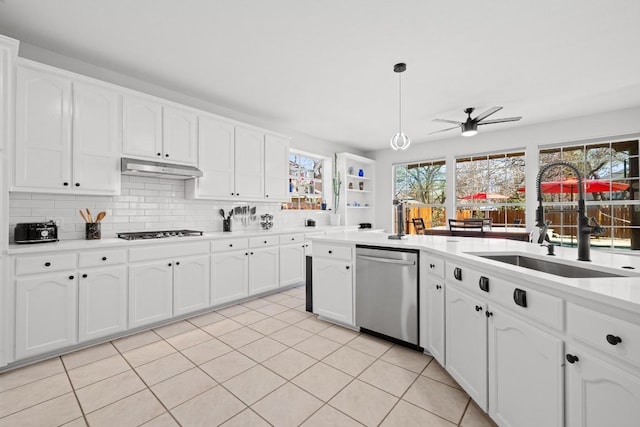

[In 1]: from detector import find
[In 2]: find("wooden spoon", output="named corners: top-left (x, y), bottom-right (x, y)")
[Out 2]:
top-left (86, 208), bottom-right (93, 223)
top-left (79, 210), bottom-right (88, 223)
top-left (95, 212), bottom-right (106, 223)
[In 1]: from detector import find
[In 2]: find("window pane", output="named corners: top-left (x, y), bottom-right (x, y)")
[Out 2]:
top-left (286, 152), bottom-right (325, 210)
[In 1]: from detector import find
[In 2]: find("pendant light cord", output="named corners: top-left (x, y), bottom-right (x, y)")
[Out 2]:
top-left (398, 72), bottom-right (402, 134)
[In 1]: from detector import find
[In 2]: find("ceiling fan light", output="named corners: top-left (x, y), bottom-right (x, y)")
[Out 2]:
top-left (391, 132), bottom-right (411, 150)
top-left (461, 121), bottom-right (478, 137)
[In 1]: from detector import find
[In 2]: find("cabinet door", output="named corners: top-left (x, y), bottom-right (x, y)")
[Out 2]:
top-left (280, 243), bottom-right (305, 287)
top-left (15, 66), bottom-right (72, 190)
top-left (488, 308), bottom-right (563, 427)
top-left (211, 250), bottom-right (249, 306)
top-left (235, 126), bottom-right (264, 199)
top-left (129, 261), bottom-right (173, 328)
top-left (566, 345), bottom-right (640, 427)
top-left (72, 81), bottom-right (121, 194)
top-left (163, 105), bottom-right (197, 164)
top-left (249, 247), bottom-right (279, 295)
top-left (196, 116), bottom-right (235, 198)
top-left (173, 255), bottom-right (210, 316)
top-left (122, 94), bottom-right (162, 159)
top-left (78, 266), bottom-right (127, 342)
top-left (445, 284), bottom-right (487, 410)
top-left (264, 134), bottom-right (289, 201)
top-left (15, 274), bottom-right (77, 359)
top-left (421, 276), bottom-right (445, 365)
top-left (312, 258), bottom-right (353, 325)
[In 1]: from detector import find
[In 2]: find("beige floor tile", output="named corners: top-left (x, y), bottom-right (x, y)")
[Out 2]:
top-left (270, 325), bottom-right (313, 346)
top-left (201, 318), bottom-right (243, 337)
top-left (273, 308), bottom-right (312, 324)
top-left (0, 357), bottom-right (64, 393)
top-left (218, 327), bottom-right (263, 348)
top-left (199, 351), bottom-right (256, 383)
top-left (255, 302), bottom-right (290, 316)
top-left (295, 335), bottom-right (342, 359)
top-left (296, 316), bottom-right (333, 333)
top-left (165, 329), bottom-right (211, 350)
top-left (62, 342), bottom-right (118, 370)
top-left (283, 286), bottom-right (305, 297)
top-left (86, 389), bottom-right (165, 427)
top-left (253, 383), bottom-right (323, 427)
top-left (112, 330), bottom-right (161, 353)
top-left (278, 296), bottom-right (305, 308)
top-left (318, 325), bottom-right (359, 344)
top-left (171, 385), bottom-right (245, 426)
top-left (422, 359), bottom-right (462, 389)
top-left (381, 400), bottom-right (456, 427)
top-left (263, 348), bottom-right (316, 380)
top-left (292, 362), bottom-right (353, 402)
top-left (242, 297), bottom-right (271, 310)
top-left (358, 359), bottom-right (419, 397)
top-left (67, 355), bottom-right (130, 389)
top-left (61, 417), bottom-right (88, 427)
top-left (187, 311), bottom-right (225, 327)
top-left (180, 337), bottom-right (232, 365)
top-left (403, 376), bottom-right (470, 424)
top-left (76, 370), bottom-right (145, 414)
top-left (263, 292), bottom-right (290, 303)
top-left (221, 408), bottom-right (270, 427)
top-left (153, 320), bottom-right (197, 339)
top-left (301, 404), bottom-right (363, 427)
top-left (0, 392), bottom-right (82, 427)
top-left (322, 346), bottom-right (376, 376)
top-left (140, 412), bottom-right (179, 426)
top-left (122, 340), bottom-right (176, 367)
top-left (223, 365), bottom-right (286, 405)
top-left (292, 303), bottom-right (308, 312)
top-left (238, 336), bottom-right (287, 362)
top-left (135, 352), bottom-right (195, 385)
top-left (248, 317), bottom-right (289, 335)
top-left (347, 334), bottom-right (392, 357)
top-left (151, 367), bottom-right (216, 408)
top-left (381, 345), bottom-right (432, 373)
top-left (461, 400), bottom-right (498, 427)
top-left (218, 304), bottom-right (250, 317)
top-left (329, 379), bottom-right (398, 426)
top-left (231, 309), bottom-right (269, 325)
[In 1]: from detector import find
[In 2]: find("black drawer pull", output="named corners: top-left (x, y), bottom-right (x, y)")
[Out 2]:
top-left (513, 288), bottom-right (527, 308)
top-left (430, 263), bottom-right (435, 268)
top-left (453, 267), bottom-right (462, 281)
top-left (485, 311), bottom-right (493, 318)
top-left (44, 262), bottom-right (51, 267)
top-left (435, 284), bottom-right (442, 290)
top-left (63, 182), bottom-right (69, 186)
top-left (566, 354), bottom-right (579, 364)
top-left (82, 274), bottom-right (88, 278)
top-left (102, 257), bottom-right (107, 261)
top-left (475, 305), bottom-right (483, 312)
top-left (606, 334), bottom-right (622, 345)
top-left (479, 276), bottom-right (489, 293)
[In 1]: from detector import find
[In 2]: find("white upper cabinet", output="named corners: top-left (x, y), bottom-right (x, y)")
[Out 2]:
top-left (264, 134), bottom-right (289, 201)
top-left (235, 126), bottom-right (264, 199)
top-left (162, 105), bottom-right (197, 164)
top-left (122, 94), bottom-right (162, 159)
top-left (190, 115), bottom-right (235, 198)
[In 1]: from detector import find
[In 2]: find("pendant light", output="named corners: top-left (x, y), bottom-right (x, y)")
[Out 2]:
top-left (390, 62), bottom-right (410, 150)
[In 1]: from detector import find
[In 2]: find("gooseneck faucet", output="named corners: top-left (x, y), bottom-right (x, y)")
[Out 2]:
top-left (388, 199), bottom-right (407, 240)
top-left (535, 160), bottom-right (604, 261)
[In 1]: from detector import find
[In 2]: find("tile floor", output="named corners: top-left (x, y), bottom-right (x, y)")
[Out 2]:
top-left (0, 286), bottom-right (497, 427)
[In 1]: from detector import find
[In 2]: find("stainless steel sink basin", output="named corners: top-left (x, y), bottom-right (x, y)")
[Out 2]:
top-left (472, 254), bottom-right (625, 278)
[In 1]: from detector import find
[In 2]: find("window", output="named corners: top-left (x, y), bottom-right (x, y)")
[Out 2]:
top-left (393, 160), bottom-right (446, 234)
top-left (455, 151), bottom-right (526, 227)
top-left (539, 139), bottom-right (640, 250)
top-left (285, 151), bottom-right (326, 210)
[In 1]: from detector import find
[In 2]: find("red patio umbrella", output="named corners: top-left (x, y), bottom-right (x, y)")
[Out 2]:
top-left (459, 192), bottom-right (508, 200)
top-left (517, 179), bottom-right (629, 200)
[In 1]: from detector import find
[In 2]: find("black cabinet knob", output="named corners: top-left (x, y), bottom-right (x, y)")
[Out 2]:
top-left (264, 240), bottom-right (267, 244)
top-left (266, 194), bottom-right (269, 198)
top-left (168, 263), bottom-right (172, 266)
top-left (245, 252), bottom-right (249, 256)
top-left (157, 153), bottom-right (162, 156)
top-left (346, 266), bottom-right (350, 270)
top-left (231, 193), bottom-right (234, 196)
top-left (435, 285), bottom-right (442, 290)
top-left (44, 262), bottom-right (51, 267)
top-left (291, 237), bottom-right (295, 241)
top-left (236, 193), bottom-right (239, 196)
top-left (82, 274), bottom-right (87, 278)
top-left (75, 183), bottom-right (80, 187)
top-left (453, 267), bottom-right (462, 281)
top-left (328, 250), bottom-right (333, 254)
top-left (566, 354), bottom-right (579, 364)
top-left (165, 154), bottom-right (169, 157)
top-left (63, 182), bottom-right (69, 186)
top-left (430, 263), bottom-right (435, 268)
top-left (176, 261), bottom-right (180, 265)
top-left (69, 275), bottom-right (74, 280)
top-left (485, 311), bottom-right (493, 318)
top-left (250, 252), bottom-right (254, 255)
top-left (475, 305), bottom-right (483, 312)
top-left (229, 244), bottom-right (233, 247)
top-left (606, 334), bottom-right (622, 345)
top-left (102, 257), bottom-right (107, 261)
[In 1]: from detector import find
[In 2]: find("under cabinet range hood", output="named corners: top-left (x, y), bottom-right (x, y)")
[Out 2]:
top-left (121, 158), bottom-right (203, 179)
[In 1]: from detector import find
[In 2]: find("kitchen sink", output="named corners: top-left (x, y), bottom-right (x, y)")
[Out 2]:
top-left (469, 253), bottom-right (626, 278)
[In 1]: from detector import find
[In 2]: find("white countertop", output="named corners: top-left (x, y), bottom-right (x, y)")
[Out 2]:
top-left (311, 231), bottom-right (640, 313)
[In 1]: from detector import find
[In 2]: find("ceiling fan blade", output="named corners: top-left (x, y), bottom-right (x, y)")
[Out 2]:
top-left (477, 116), bottom-right (522, 125)
top-left (428, 125), bottom-right (461, 135)
top-left (433, 118), bottom-right (463, 125)
top-left (474, 106), bottom-right (503, 122)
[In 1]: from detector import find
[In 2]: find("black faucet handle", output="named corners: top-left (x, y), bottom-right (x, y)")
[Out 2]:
top-left (589, 217), bottom-right (605, 235)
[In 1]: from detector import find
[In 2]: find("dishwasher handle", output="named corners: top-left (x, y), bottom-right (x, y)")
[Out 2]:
top-left (356, 255), bottom-right (416, 266)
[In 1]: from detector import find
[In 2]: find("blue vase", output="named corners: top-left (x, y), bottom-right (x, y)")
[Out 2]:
top-left (358, 169), bottom-right (364, 177)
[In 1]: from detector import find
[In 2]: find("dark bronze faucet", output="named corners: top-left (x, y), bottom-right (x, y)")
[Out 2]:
top-left (535, 161), bottom-right (604, 261)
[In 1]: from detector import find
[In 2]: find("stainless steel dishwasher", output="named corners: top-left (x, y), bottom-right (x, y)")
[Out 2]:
top-left (355, 245), bottom-right (419, 346)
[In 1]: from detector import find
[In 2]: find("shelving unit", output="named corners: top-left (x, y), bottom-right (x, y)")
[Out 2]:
top-left (336, 153), bottom-right (376, 226)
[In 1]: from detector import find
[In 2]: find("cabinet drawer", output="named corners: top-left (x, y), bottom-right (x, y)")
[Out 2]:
top-left (492, 281), bottom-right (563, 331)
top-left (79, 249), bottom-right (127, 268)
top-left (15, 253), bottom-right (76, 275)
top-left (446, 261), bottom-right (487, 296)
top-left (249, 235), bottom-right (279, 248)
top-left (314, 243), bottom-right (353, 261)
top-left (211, 238), bottom-right (249, 253)
top-left (568, 303), bottom-right (640, 365)
top-left (279, 233), bottom-right (304, 245)
top-left (422, 252), bottom-right (445, 278)
top-left (129, 242), bottom-right (209, 262)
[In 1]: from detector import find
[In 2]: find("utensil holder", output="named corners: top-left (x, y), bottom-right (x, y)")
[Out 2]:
top-left (85, 222), bottom-right (101, 240)
top-left (223, 218), bottom-right (232, 232)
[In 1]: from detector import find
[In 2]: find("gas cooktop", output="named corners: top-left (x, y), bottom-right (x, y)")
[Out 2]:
top-left (117, 230), bottom-right (203, 241)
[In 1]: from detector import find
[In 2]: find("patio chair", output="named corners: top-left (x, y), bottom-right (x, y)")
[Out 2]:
top-left (449, 218), bottom-right (485, 234)
top-left (412, 218), bottom-right (426, 235)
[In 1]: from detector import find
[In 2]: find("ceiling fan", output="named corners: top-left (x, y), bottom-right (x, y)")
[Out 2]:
top-left (430, 106), bottom-right (522, 137)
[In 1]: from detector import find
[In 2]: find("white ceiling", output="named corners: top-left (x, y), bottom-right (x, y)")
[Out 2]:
top-left (1, 0), bottom-right (639, 150)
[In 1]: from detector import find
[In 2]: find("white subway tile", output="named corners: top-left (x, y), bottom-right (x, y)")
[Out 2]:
top-left (11, 200), bottom-right (55, 208)
top-left (9, 192), bottom-right (32, 200)
top-left (145, 183), bottom-right (171, 191)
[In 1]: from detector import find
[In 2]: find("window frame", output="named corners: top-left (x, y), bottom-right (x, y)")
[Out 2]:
top-left (286, 149), bottom-right (330, 211)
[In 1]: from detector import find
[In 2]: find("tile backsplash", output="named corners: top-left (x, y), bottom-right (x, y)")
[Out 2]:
top-left (9, 175), bottom-right (331, 242)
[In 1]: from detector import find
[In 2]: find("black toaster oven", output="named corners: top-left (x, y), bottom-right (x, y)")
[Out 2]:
top-left (14, 221), bottom-right (59, 244)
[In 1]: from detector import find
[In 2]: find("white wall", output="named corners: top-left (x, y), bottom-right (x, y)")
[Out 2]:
top-left (366, 106), bottom-right (640, 232)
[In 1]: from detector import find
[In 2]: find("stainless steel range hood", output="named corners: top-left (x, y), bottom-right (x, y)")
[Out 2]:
top-left (121, 158), bottom-right (203, 179)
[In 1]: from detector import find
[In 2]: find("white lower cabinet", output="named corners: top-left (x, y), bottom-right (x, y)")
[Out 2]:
top-left (16, 273), bottom-right (78, 359)
top-left (173, 255), bottom-right (210, 316)
top-left (211, 250), bottom-right (249, 306)
top-left (129, 261), bottom-right (173, 328)
top-left (248, 247), bottom-right (279, 295)
top-left (78, 266), bottom-right (127, 342)
top-left (421, 277), bottom-right (445, 365)
top-left (279, 243), bottom-right (305, 287)
top-left (312, 257), bottom-right (353, 325)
